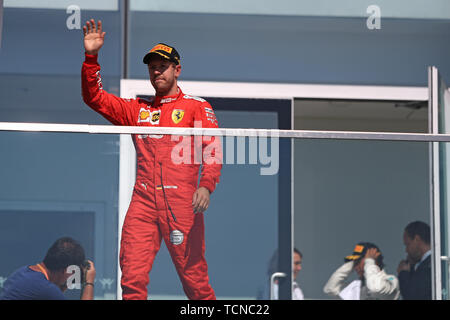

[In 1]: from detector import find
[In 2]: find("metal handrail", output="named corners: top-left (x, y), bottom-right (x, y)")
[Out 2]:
top-left (1, 122), bottom-right (450, 142)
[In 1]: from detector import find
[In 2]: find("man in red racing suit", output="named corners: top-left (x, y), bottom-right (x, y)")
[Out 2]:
top-left (81, 20), bottom-right (221, 300)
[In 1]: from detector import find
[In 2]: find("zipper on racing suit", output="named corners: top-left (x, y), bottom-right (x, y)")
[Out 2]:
top-left (159, 162), bottom-right (177, 222)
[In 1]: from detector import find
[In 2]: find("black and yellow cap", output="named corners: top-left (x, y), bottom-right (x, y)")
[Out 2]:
top-left (344, 244), bottom-right (366, 262)
top-left (344, 242), bottom-right (384, 270)
top-left (143, 43), bottom-right (180, 65)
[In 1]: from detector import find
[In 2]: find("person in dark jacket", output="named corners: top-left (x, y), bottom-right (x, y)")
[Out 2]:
top-left (397, 221), bottom-right (432, 300)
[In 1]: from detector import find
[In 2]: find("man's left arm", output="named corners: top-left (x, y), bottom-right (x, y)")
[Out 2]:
top-left (192, 101), bottom-right (222, 213)
top-left (364, 259), bottom-right (400, 299)
top-left (364, 248), bottom-right (400, 299)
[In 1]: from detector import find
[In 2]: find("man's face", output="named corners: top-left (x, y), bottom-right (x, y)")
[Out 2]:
top-left (52, 268), bottom-right (73, 291)
top-left (147, 56), bottom-right (181, 95)
top-left (293, 252), bottom-right (302, 279)
top-left (403, 231), bottom-right (421, 264)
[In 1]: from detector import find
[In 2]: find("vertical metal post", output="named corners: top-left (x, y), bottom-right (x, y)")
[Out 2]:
top-left (429, 66), bottom-right (442, 300)
top-left (0, 0), bottom-right (3, 49)
top-left (277, 100), bottom-right (293, 300)
top-left (121, 0), bottom-right (129, 79)
top-left (117, 0), bottom-right (130, 299)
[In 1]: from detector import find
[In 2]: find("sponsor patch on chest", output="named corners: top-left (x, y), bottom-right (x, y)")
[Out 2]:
top-left (138, 108), bottom-right (160, 125)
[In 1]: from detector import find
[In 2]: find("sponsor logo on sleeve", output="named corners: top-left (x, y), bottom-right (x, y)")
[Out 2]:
top-left (206, 114), bottom-right (217, 125)
top-left (95, 71), bottom-right (103, 91)
top-left (203, 106), bottom-right (218, 125)
top-left (183, 94), bottom-right (206, 103)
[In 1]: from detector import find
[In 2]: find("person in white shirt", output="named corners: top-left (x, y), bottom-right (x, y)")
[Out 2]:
top-left (291, 248), bottom-right (304, 300)
top-left (323, 242), bottom-right (400, 300)
top-left (259, 248), bottom-right (305, 300)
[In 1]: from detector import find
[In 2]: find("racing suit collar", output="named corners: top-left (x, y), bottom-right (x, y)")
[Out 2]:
top-left (154, 87), bottom-right (183, 106)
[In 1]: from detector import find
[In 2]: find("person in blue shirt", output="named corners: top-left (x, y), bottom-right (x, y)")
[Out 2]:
top-left (0, 237), bottom-right (96, 300)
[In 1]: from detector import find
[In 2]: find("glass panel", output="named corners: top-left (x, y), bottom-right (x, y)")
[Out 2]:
top-left (129, 0), bottom-right (450, 20)
top-left (4, 0), bottom-right (118, 10)
top-left (148, 135), bottom-right (281, 300)
top-left (438, 75), bottom-right (450, 299)
top-left (294, 99), bottom-right (427, 133)
top-left (0, 2), bottom-right (121, 124)
top-left (127, 9), bottom-right (450, 86)
top-left (0, 127), bottom-right (292, 301)
top-left (294, 139), bottom-right (431, 300)
top-left (0, 132), bottom-right (120, 300)
top-left (0, 128), bottom-right (444, 301)
top-left (139, 105), bottom-right (292, 300)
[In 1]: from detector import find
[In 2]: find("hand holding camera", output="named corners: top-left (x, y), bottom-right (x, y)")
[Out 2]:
top-left (81, 260), bottom-right (96, 285)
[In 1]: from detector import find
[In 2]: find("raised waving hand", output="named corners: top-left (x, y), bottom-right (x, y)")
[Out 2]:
top-left (83, 19), bottom-right (105, 55)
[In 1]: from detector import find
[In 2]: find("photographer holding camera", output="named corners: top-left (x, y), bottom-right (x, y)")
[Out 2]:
top-left (0, 237), bottom-right (96, 300)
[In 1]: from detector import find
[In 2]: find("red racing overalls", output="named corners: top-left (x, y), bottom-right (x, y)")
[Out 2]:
top-left (82, 54), bottom-right (222, 300)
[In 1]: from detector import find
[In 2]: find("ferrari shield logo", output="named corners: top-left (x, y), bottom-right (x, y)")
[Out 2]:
top-left (172, 109), bottom-right (184, 124)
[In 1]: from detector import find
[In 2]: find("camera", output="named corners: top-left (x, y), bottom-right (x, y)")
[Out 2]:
top-left (81, 260), bottom-right (91, 270)
top-left (80, 260), bottom-right (91, 285)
